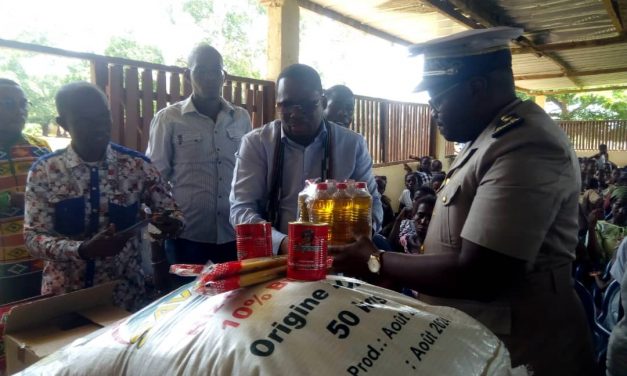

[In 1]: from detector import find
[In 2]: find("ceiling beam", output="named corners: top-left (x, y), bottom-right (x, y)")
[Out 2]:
top-left (602, 0), bottom-right (625, 33)
top-left (518, 85), bottom-right (627, 95)
top-left (297, 0), bottom-right (413, 46)
top-left (442, 0), bottom-right (584, 87)
top-left (511, 35), bottom-right (627, 54)
top-left (419, 0), bottom-right (483, 29)
top-left (515, 66), bottom-right (627, 80)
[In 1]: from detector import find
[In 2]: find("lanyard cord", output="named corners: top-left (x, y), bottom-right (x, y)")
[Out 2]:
top-left (266, 121), bottom-right (333, 227)
top-left (266, 121), bottom-right (285, 227)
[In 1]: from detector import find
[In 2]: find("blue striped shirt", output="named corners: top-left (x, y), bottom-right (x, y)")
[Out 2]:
top-left (147, 97), bottom-right (252, 243)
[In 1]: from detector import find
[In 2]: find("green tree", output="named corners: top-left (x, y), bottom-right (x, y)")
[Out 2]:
top-left (547, 91), bottom-right (627, 120)
top-left (104, 36), bottom-right (165, 64)
top-left (0, 47), bottom-right (89, 131)
top-left (179, 0), bottom-right (266, 78)
top-left (516, 91), bottom-right (533, 101)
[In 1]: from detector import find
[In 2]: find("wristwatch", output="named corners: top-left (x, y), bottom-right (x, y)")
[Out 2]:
top-left (367, 251), bottom-right (384, 274)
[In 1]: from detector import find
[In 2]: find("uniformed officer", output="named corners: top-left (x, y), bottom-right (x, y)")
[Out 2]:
top-left (330, 27), bottom-right (597, 375)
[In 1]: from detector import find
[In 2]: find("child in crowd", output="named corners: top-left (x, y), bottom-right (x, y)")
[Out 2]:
top-left (398, 172), bottom-right (418, 214)
top-left (375, 175), bottom-right (395, 237)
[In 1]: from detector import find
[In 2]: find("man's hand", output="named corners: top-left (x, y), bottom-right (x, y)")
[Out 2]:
top-left (78, 224), bottom-right (135, 259)
top-left (396, 207), bottom-right (412, 221)
top-left (587, 208), bottom-right (603, 230)
top-left (279, 236), bottom-right (288, 255)
top-left (151, 212), bottom-right (183, 239)
top-left (329, 236), bottom-right (378, 278)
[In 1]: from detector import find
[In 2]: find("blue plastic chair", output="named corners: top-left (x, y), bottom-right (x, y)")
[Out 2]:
top-left (598, 279), bottom-right (623, 332)
top-left (591, 260), bottom-right (615, 310)
top-left (574, 280), bottom-right (611, 361)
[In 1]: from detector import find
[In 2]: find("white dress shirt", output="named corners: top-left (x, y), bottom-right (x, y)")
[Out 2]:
top-left (230, 120), bottom-right (382, 253)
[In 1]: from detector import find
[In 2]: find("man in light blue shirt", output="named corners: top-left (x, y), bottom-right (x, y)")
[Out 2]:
top-left (230, 64), bottom-right (382, 254)
top-left (147, 45), bottom-right (252, 264)
top-left (607, 237), bottom-right (627, 376)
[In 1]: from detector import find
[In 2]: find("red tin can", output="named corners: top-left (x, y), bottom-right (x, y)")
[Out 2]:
top-left (287, 222), bottom-right (328, 281)
top-left (236, 222), bottom-right (273, 260)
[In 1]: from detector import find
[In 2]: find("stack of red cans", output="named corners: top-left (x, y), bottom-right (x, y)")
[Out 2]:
top-left (287, 222), bottom-right (328, 281)
top-left (235, 222), bottom-right (273, 260)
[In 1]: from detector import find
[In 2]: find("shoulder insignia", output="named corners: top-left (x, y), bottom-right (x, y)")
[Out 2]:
top-left (492, 113), bottom-right (524, 138)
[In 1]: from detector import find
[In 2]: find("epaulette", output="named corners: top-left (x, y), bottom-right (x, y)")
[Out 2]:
top-left (492, 113), bottom-right (524, 138)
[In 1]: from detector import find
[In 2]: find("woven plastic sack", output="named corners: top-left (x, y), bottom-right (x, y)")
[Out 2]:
top-left (19, 276), bottom-right (527, 376)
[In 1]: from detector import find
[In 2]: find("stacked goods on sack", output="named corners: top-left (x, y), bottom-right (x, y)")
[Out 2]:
top-left (17, 272), bottom-right (528, 375)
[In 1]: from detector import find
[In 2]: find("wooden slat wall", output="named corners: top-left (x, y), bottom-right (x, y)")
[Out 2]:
top-left (101, 59), bottom-right (276, 151)
top-left (558, 120), bottom-right (627, 151)
top-left (140, 69), bottom-right (154, 151)
top-left (124, 67), bottom-right (140, 151)
top-left (352, 95), bottom-right (432, 165)
top-left (10, 40), bottom-right (627, 168)
top-left (108, 65), bottom-right (124, 146)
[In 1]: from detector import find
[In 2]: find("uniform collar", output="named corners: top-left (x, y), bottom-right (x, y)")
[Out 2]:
top-left (464, 98), bottom-right (523, 149)
top-left (448, 99), bottom-right (523, 173)
top-left (489, 98), bottom-right (522, 126)
top-left (66, 143), bottom-right (113, 169)
top-left (181, 96), bottom-right (235, 118)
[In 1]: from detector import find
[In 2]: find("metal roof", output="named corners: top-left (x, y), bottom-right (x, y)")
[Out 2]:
top-left (300, 0), bottom-right (627, 94)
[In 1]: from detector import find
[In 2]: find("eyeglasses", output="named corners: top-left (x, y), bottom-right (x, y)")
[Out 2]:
top-left (0, 98), bottom-right (30, 111)
top-left (192, 68), bottom-right (227, 79)
top-left (428, 82), bottom-right (462, 113)
top-left (276, 99), bottom-right (321, 115)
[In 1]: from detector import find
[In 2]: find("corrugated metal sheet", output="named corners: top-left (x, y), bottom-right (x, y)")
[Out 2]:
top-left (306, 0), bottom-right (468, 43)
top-left (556, 44), bottom-right (627, 71)
top-left (497, 0), bottom-right (620, 43)
top-left (578, 73), bottom-right (627, 86)
top-left (512, 54), bottom-right (563, 75)
top-left (516, 77), bottom-right (577, 91)
top-left (307, 0), bottom-right (627, 93)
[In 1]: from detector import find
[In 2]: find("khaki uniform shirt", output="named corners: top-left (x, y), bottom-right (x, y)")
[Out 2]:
top-left (422, 100), bottom-right (595, 374)
top-left (425, 99), bottom-right (579, 272)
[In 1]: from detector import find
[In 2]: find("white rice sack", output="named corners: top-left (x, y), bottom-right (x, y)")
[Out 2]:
top-left (19, 276), bottom-right (527, 376)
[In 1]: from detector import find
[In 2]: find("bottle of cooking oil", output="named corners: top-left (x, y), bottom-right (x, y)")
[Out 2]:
top-left (325, 179), bottom-right (338, 195)
top-left (310, 183), bottom-right (334, 241)
top-left (352, 182), bottom-right (372, 239)
top-left (343, 179), bottom-right (355, 196)
top-left (330, 182), bottom-right (353, 245)
top-left (297, 190), bottom-right (310, 222)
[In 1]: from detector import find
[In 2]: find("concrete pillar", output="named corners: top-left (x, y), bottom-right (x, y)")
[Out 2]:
top-left (262, 0), bottom-right (300, 81)
top-left (535, 95), bottom-right (546, 110)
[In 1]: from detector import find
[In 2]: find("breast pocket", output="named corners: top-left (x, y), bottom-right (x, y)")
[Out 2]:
top-left (174, 132), bottom-right (204, 161)
top-left (224, 127), bottom-right (246, 157)
top-left (440, 182), bottom-right (462, 247)
top-left (54, 197), bottom-right (85, 236)
top-left (226, 127), bottom-right (245, 142)
top-left (108, 201), bottom-right (139, 232)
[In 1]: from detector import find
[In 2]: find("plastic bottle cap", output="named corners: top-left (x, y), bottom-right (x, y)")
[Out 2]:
top-left (355, 182), bottom-right (367, 188)
top-left (336, 183), bottom-right (348, 189)
top-left (317, 183), bottom-right (328, 190)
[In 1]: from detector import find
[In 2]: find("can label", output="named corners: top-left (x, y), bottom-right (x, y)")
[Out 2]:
top-left (236, 222), bottom-right (273, 260)
top-left (287, 222), bottom-right (328, 281)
